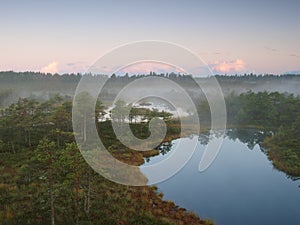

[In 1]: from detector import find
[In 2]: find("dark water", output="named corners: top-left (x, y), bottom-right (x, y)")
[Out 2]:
top-left (141, 129), bottom-right (300, 225)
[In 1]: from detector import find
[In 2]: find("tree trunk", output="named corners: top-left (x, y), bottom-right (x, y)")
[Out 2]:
top-left (95, 116), bottom-right (99, 131)
top-left (75, 171), bottom-right (79, 225)
top-left (56, 131), bottom-right (60, 148)
top-left (24, 129), bottom-right (27, 143)
top-left (28, 130), bottom-right (31, 147)
top-left (49, 153), bottom-right (55, 225)
top-left (84, 170), bottom-right (91, 215)
top-left (87, 173), bottom-right (91, 214)
top-left (11, 141), bottom-right (15, 154)
top-left (83, 112), bottom-right (87, 142)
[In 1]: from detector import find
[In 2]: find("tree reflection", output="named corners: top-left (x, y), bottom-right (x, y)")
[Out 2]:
top-left (226, 128), bottom-right (272, 150)
top-left (198, 134), bottom-right (210, 145)
top-left (158, 142), bottom-right (172, 155)
top-left (195, 128), bottom-right (273, 151)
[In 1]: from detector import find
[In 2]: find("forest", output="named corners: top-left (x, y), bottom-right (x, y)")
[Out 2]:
top-left (0, 94), bottom-right (212, 225)
top-left (0, 72), bottom-right (300, 224)
top-left (198, 90), bottom-right (300, 176)
top-left (1, 71), bottom-right (300, 108)
top-left (226, 91), bottom-right (300, 176)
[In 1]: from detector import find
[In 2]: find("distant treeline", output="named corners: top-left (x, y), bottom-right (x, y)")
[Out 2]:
top-left (1, 70), bottom-right (300, 82)
top-left (1, 71), bottom-right (300, 108)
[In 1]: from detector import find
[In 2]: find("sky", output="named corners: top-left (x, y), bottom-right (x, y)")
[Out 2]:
top-left (0, 0), bottom-right (300, 75)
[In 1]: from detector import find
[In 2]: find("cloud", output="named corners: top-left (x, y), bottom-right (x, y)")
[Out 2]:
top-left (66, 61), bottom-right (87, 67)
top-left (117, 62), bottom-right (185, 75)
top-left (66, 62), bottom-right (76, 66)
top-left (211, 59), bottom-right (246, 73)
top-left (213, 51), bottom-right (222, 55)
top-left (264, 46), bottom-right (278, 52)
top-left (284, 70), bottom-right (300, 75)
top-left (41, 61), bottom-right (58, 74)
top-left (290, 54), bottom-right (300, 58)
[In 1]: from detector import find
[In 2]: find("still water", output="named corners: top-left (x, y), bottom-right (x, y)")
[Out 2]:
top-left (141, 129), bottom-right (300, 225)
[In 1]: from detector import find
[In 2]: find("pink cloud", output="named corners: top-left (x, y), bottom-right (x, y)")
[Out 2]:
top-left (117, 62), bottom-right (185, 75)
top-left (40, 61), bottom-right (58, 74)
top-left (211, 59), bottom-right (246, 73)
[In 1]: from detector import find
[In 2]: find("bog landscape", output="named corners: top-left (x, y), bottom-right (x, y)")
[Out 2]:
top-left (0, 72), bottom-right (300, 224)
top-left (1, 1), bottom-right (300, 225)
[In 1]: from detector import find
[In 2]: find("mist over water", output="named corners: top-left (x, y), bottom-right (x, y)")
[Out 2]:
top-left (1, 72), bottom-right (300, 108)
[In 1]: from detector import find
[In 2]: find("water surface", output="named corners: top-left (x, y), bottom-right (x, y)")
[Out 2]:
top-left (141, 129), bottom-right (300, 225)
